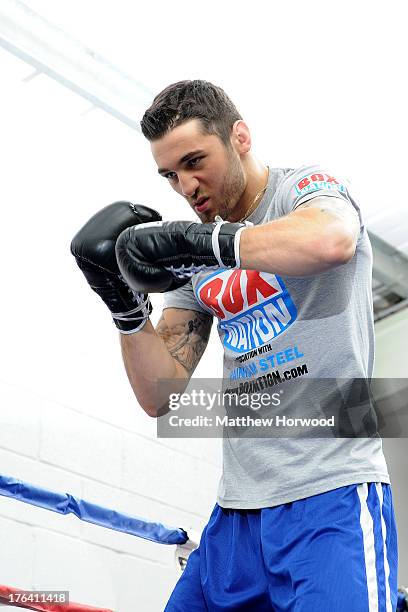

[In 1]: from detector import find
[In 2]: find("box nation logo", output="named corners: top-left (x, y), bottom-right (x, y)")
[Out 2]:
top-left (196, 270), bottom-right (297, 353)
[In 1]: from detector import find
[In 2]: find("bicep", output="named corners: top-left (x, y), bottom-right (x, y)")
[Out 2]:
top-left (155, 307), bottom-right (213, 377)
top-left (292, 195), bottom-right (360, 244)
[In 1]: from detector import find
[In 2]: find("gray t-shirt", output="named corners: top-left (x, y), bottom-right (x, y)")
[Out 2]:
top-left (163, 165), bottom-right (390, 509)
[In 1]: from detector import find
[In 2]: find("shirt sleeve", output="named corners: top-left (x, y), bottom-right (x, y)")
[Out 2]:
top-left (275, 164), bottom-right (364, 230)
top-left (162, 279), bottom-right (210, 315)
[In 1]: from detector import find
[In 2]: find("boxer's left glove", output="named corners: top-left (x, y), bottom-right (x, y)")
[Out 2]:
top-left (70, 201), bottom-right (161, 333)
top-left (115, 217), bottom-right (250, 293)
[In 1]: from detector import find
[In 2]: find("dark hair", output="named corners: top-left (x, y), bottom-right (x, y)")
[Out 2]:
top-left (140, 80), bottom-right (242, 145)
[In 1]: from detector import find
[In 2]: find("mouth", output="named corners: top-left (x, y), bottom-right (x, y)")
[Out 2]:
top-left (194, 197), bottom-right (210, 213)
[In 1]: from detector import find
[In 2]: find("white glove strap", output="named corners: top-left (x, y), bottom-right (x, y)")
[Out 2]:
top-left (112, 293), bottom-right (150, 320)
top-left (213, 217), bottom-right (253, 269)
top-left (211, 219), bottom-right (227, 267)
top-left (233, 223), bottom-right (252, 269)
top-left (118, 316), bottom-right (149, 335)
top-left (112, 293), bottom-right (151, 334)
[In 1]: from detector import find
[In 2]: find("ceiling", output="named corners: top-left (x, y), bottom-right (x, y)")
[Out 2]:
top-left (1, 0), bottom-right (407, 321)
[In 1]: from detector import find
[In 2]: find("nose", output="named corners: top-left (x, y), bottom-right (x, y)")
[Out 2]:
top-left (178, 172), bottom-right (199, 198)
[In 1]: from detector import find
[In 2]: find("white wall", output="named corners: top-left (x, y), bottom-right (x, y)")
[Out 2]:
top-left (0, 50), bottom-right (222, 611)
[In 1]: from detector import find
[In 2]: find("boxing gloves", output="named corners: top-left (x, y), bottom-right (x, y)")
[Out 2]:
top-left (115, 217), bottom-right (250, 293)
top-left (71, 201), bottom-right (161, 333)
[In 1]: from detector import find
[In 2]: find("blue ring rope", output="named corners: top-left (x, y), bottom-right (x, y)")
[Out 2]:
top-left (0, 474), bottom-right (188, 545)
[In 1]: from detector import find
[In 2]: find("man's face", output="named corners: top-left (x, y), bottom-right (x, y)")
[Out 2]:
top-left (151, 119), bottom-right (246, 222)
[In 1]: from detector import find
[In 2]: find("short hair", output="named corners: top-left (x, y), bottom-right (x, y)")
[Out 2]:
top-left (140, 80), bottom-right (242, 145)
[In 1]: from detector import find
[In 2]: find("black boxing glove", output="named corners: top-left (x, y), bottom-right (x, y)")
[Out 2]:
top-left (70, 201), bottom-right (161, 333)
top-left (115, 216), bottom-right (251, 293)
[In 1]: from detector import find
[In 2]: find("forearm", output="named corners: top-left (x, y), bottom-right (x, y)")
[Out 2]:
top-left (239, 206), bottom-right (356, 276)
top-left (120, 320), bottom-right (188, 417)
top-left (120, 308), bottom-right (212, 418)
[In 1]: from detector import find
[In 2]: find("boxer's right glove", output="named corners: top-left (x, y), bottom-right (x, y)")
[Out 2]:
top-left (70, 201), bottom-right (161, 334)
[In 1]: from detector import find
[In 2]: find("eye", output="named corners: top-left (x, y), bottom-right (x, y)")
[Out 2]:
top-left (188, 156), bottom-right (203, 167)
top-left (164, 171), bottom-right (177, 180)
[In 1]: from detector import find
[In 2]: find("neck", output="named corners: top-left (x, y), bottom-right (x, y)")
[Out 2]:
top-left (229, 157), bottom-right (269, 222)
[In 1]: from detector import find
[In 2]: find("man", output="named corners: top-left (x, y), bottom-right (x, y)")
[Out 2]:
top-left (72, 80), bottom-right (398, 611)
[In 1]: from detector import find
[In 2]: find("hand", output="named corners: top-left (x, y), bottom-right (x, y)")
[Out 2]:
top-left (115, 217), bottom-right (250, 293)
top-left (70, 201), bottom-right (162, 333)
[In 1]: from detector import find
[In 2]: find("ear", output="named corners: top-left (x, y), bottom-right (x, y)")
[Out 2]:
top-left (231, 120), bottom-right (251, 154)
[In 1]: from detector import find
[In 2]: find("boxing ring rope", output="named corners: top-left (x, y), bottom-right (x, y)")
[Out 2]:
top-left (0, 475), bottom-right (188, 545)
top-left (2, 474), bottom-right (406, 611)
top-left (0, 474), bottom-right (198, 612)
top-left (0, 584), bottom-right (113, 612)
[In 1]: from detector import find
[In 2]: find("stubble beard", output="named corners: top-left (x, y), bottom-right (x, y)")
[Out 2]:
top-left (198, 150), bottom-right (246, 223)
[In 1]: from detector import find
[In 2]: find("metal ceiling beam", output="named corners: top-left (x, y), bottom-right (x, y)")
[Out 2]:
top-left (374, 298), bottom-right (408, 323)
top-left (369, 230), bottom-right (408, 299)
top-left (0, 0), bottom-right (153, 131)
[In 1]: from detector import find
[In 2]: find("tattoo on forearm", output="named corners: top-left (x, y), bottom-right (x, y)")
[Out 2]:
top-left (156, 310), bottom-right (212, 375)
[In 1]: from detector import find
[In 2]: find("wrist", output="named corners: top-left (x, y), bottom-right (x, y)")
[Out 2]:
top-left (117, 316), bottom-right (150, 335)
top-left (211, 217), bottom-right (253, 269)
top-left (112, 293), bottom-right (152, 333)
top-left (234, 223), bottom-right (253, 269)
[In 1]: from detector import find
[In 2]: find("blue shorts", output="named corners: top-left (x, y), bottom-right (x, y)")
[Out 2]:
top-left (165, 483), bottom-right (398, 611)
